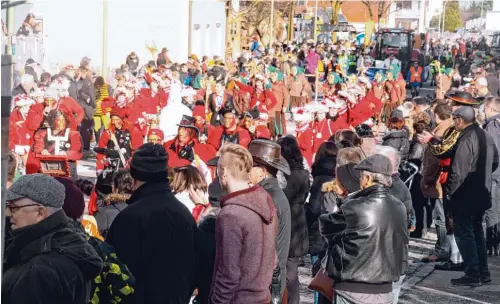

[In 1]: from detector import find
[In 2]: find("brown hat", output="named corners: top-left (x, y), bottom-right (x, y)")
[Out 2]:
top-left (248, 139), bottom-right (290, 175)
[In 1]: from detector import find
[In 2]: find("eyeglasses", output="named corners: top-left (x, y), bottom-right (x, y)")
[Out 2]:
top-left (6, 203), bottom-right (41, 213)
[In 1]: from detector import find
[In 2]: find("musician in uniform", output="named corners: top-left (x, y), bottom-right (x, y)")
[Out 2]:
top-left (208, 81), bottom-right (233, 126)
top-left (26, 110), bottom-right (82, 179)
top-left (96, 107), bottom-right (132, 172)
top-left (193, 103), bottom-right (214, 144)
top-left (242, 108), bottom-right (272, 140)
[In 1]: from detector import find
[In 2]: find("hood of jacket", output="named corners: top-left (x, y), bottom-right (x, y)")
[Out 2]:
top-left (220, 185), bottom-right (275, 224)
top-left (312, 156), bottom-right (337, 178)
top-left (104, 193), bottom-right (131, 205)
top-left (8, 210), bottom-right (103, 280)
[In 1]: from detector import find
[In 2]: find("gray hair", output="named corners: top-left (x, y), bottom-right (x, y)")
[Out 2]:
top-left (375, 145), bottom-right (400, 174)
top-left (361, 171), bottom-right (393, 187)
top-left (485, 97), bottom-right (500, 113)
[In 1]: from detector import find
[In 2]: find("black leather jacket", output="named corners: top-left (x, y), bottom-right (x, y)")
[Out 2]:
top-left (319, 184), bottom-right (409, 293)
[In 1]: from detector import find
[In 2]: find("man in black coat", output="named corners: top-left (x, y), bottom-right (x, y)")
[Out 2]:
top-left (445, 106), bottom-right (499, 287)
top-left (2, 174), bottom-right (103, 304)
top-left (248, 140), bottom-right (292, 297)
top-left (106, 143), bottom-right (199, 303)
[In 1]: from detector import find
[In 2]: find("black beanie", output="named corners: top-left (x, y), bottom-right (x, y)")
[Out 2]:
top-left (130, 143), bottom-right (169, 182)
top-left (336, 163), bottom-right (361, 194)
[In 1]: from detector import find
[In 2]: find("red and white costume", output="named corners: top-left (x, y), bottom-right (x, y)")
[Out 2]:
top-left (9, 95), bottom-right (34, 155)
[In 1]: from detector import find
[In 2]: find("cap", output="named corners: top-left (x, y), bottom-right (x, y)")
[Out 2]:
top-left (390, 109), bottom-right (404, 120)
top-left (336, 163), bottom-right (361, 193)
top-left (452, 106), bottom-right (475, 122)
top-left (354, 154), bottom-right (393, 176)
top-left (6, 174), bottom-right (66, 208)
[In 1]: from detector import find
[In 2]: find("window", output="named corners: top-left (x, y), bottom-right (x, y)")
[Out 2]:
top-left (396, 1), bottom-right (412, 10)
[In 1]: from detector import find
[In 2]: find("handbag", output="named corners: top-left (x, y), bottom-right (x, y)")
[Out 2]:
top-left (308, 267), bottom-right (334, 302)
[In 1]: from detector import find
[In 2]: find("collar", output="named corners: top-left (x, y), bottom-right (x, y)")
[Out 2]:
top-left (258, 176), bottom-right (279, 190)
top-left (351, 184), bottom-right (388, 199)
top-left (128, 182), bottom-right (171, 205)
top-left (485, 113), bottom-right (500, 125)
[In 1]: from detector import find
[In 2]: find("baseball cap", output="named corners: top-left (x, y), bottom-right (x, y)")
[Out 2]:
top-left (6, 174), bottom-right (66, 208)
top-left (354, 154), bottom-right (393, 176)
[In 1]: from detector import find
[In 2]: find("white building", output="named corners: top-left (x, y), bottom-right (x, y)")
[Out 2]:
top-left (2, 0), bottom-right (225, 74)
top-left (388, 0), bottom-right (430, 32)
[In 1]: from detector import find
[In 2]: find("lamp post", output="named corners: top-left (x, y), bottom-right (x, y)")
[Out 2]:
top-left (441, 0), bottom-right (447, 35)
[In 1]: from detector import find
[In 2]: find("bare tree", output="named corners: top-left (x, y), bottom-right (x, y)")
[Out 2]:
top-left (240, 0), bottom-right (292, 43)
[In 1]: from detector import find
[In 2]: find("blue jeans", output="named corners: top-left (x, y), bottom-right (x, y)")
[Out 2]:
top-left (311, 255), bottom-right (320, 304)
top-left (453, 211), bottom-right (490, 279)
top-left (431, 198), bottom-right (450, 258)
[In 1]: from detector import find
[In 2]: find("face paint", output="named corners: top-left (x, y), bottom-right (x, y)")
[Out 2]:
top-left (111, 116), bottom-right (123, 129)
top-left (244, 117), bottom-right (253, 129)
top-left (44, 98), bottom-right (56, 108)
top-left (223, 113), bottom-right (236, 129)
top-left (270, 72), bottom-right (278, 82)
top-left (56, 115), bottom-right (66, 131)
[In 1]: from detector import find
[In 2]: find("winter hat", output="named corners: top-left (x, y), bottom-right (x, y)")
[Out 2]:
top-left (390, 109), bottom-right (404, 120)
top-left (336, 163), bottom-right (361, 193)
top-left (293, 108), bottom-right (311, 122)
top-left (147, 129), bottom-right (164, 142)
top-left (55, 177), bottom-right (85, 220)
top-left (6, 173), bottom-right (65, 208)
top-left (130, 143), bottom-right (169, 182)
top-left (192, 104), bottom-right (206, 118)
top-left (44, 87), bottom-right (60, 100)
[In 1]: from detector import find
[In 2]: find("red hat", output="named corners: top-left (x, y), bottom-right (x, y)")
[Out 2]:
top-left (147, 129), bottom-right (164, 141)
top-left (100, 97), bottom-right (115, 114)
top-left (110, 106), bottom-right (128, 119)
top-left (192, 105), bottom-right (205, 118)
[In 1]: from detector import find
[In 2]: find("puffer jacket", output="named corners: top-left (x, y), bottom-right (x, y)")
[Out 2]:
top-left (2, 210), bottom-right (103, 304)
top-left (319, 184), bottom-right (409, 294)
top-left (382, 129), bottom-right (410, 160)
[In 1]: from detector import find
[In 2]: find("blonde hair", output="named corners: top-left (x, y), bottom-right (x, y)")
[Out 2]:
top-left (218, 144), bottom-right (253, 181)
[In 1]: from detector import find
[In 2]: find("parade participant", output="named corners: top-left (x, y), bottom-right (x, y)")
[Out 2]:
top-left (93, 76), bottom-right (111, 142)
top-left (351, 76), bottom-right (382, 125)
top-left (164, 115), bottom-right (215, 168)
top-left (288, 66), bottom-right (311, 110)
top-left (234, 74), bottom-right (277, 118)
top-left (311, 103), bottom-right (336, 153)
top-left (193, 103), bottom-right (214, 144)
top-left (26, 87), bottom-right (75, 133)
top-left (436, 67), bottom-right (453, 99)
top-left (384, 70), bottom-right (405, 124)
top-left (372, 72), bottom-right (386, 101)
top-left (207, 109), bottom-right (252, 150)
top-left (321, 72), bottom-right (342, 101)
top-left (268, 66), bottom-right (289, 139)
top-left (26, 110), bottom-right (83, 177)
top-left (12, 74), bottom-right (35, 96)
top-left (134, 73), bottom-right (169, 115)
top-left (96, 107), bottom-right (132, 172)
top-left (293, 107), bottom-right (314, 166)
top-left (9, 94), bottom-right (35, 169)
top-left (159, 86), bottom-right (197, 141)
top-left (146, 128), bottom-right (164, 144)
top-left (407, 61), bottom-right (424, 97)
top-left (242, 108), bottom-right (272, 140)
top-left (208, 81), bottom-right (233, 126)
top-left (49, 76), bottom-right (85, 131)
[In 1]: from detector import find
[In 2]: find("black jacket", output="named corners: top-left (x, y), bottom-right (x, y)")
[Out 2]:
top-left (319, 185), bottom-right (408, 294)
top-left (106, 182), bottom-right (198, 303)
top-left (2, 210), bottom-right (103, 304)
top-left (259, 177), bottom-right (291, 293)
top-left (382, 130), bottom-right (410, 160)
top-left (195, 213), bottom-right (217, 304)
top-left (484, 114), bottom-right (500, 179)
top-left (307, 156), bottom-right (336, 256)
top-left (283, 167), bottom-right (310, 258)
top-left (445, 123), bottom-right (499, 214)
top-left (76, 78), bottom-right (96, 120)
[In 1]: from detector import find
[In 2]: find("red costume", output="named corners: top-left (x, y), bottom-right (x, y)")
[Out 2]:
top-left (164, 137), bottom-right (215, 168)
top-left (207, 125), bottom-right (252, 150)
top-left (9, 108), bottom-right (31, 150)
top-left (296, 123), bottom-right (314, 166)
top-left (96, 108), bottom-right (132, 171)
top-left (311, 118), bottom-right (336, 152)
top-left (193, 105), bottom-right (214, 143)
top-left (234, 81), bottom-right (277, 116)
top-left (25, 128), bottom-right (82, 174)
top-left (26, 102), bottom-right (76, 133)
top-left (349, 92), bottom-right (382, 126)
top-left (59, 96), bottom-right (84, 128)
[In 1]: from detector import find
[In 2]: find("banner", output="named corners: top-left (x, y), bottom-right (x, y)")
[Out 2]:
top-left (364, 21), bottom-right (375, 47)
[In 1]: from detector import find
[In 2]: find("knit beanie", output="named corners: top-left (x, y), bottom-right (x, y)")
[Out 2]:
top-left (55, 177), bottom-right (85, 220)
top-left (336, 163), bottom-right (361, 194)
top-left (130, 143), bottom-right (169, 182)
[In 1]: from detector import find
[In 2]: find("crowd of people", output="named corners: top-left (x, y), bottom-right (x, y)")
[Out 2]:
top-left (3, 32), bottom-right (500, 304)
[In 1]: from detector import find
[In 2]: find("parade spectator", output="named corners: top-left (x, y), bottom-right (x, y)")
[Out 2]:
top-left (407, 61), bottom-right (423, 97)
top-left (106, 143), bottom-right (198, 303)
top-left (3, 174), bottom-right (103, 304)
top-left (12, 73), bottom-right (35, 96)
top-left (7, 151), bottom-right (18, 188)
top-left (171, 165), bottom-right (209, 221)
top-left (355, 123), bottom-right (377, 157)
top-left (307, 141), bottom-right (337, 265)
top-left (210, 143), bottom-right (277, 303)
top-left (76, 67), bottom-right (95, 152)
top-left (277, 136), bottom-right (310, 304)
top-left (336, 147), bottom-right (363, 166)
top-left (16, 13), bottom-right (40, 36)
top-left (60, 65), bottom-right (78, 101)
top-left (483, 97), bottom-right (500, 255)
top-left (38, 71), bottom-right (52, 88)
top-left (248, 139), bottom-right (291, 297)
top-left (93, 169), bottom-right (133, 238)
top-left (383, 109), bottom-right (411, 160)
top-left (24, 58), bottom-right (38, 83)
top-left (445, 106), bottom-right (499, 287)
top-left (93, 76), bottom-right (111, 142)
top-left (126, 52), bottom-right (139, 76)
top-left (320, 154), bottom-right (408, 304)
top-left (486, 68), bottom-right (500, 97)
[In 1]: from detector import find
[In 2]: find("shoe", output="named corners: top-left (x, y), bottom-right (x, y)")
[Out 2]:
top-left (451, 276), bottom-right (481, 287)
top-left (410, 231), bottom-right (427, 239)
top-left (434, 260), bottom-right (464, 271)
top-left (422, 254), bottom-right (448, 263)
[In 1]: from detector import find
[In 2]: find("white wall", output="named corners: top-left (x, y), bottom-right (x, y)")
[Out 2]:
top-left (12, 0), bottom-right (189, 70)
top-left (190, 0), bottom-right (226, 59)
